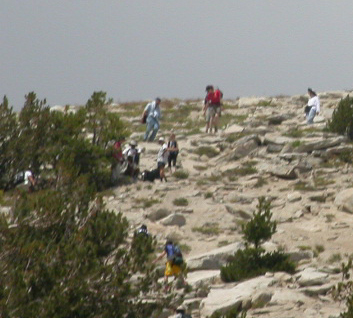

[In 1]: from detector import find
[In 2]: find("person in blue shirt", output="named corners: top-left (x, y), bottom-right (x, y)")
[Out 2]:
top-left (142, 98), bottom-right (161, 142)
top-left (153, 240), bottom-right (185, 291)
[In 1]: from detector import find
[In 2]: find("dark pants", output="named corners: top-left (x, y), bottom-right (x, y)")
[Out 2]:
top-left (168, 152), bottom-right (178, 168)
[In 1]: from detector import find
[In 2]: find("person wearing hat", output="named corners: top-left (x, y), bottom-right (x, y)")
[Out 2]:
top-left (157, 136), bottom-right (169, 182)
top-left (123, 140), bottom-right (141, 179)
top-left (143, 98), bottom-right (162, 142)
top-left (305, 88), bottom-right (320, 124)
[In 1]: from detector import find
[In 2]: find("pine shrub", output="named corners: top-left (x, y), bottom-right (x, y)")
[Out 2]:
top-left (220, 197), bottom-right (295, 282)
top-left (327, 95), bottom-right (353, 139)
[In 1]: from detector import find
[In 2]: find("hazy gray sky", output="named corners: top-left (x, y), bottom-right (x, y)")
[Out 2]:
top-left (1, 1), bottom-right (353, 110)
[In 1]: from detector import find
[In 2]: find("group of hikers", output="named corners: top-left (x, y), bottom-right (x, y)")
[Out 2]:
top-left (13, 86), bottom-right (319, 193)
top-left (111, 132), bottom-right (179, 184)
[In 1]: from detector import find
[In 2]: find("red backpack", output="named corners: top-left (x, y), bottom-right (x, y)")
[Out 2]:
top-left (211, 89), bottom-right (223, 104)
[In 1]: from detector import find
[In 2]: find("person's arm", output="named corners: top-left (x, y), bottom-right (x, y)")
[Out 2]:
top-left (316, 97), bottom-right (320, 114)
top-left (153, 250), bottom-right (166, 263)
top-left (143, 103), bottom-right (151, 118)
top-left (28, 175), bottom-right (36, 186)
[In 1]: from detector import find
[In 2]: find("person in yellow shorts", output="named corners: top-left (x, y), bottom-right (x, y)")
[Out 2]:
top-left (153, 240), bottom-right (185, 290)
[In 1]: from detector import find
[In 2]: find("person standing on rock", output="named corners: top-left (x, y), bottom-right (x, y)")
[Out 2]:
top-left (167, 132), bottom-right (179, 173)
top-left (306, 88), bottom-right (320, 124)
top-left (152, 240), bottom-right (186, 291)
top-left (157, 136), bottom-right (169, 182)
top-left (142, 97), bottom-right (161, 141)
top-left (203, 85), bottom-right (222, 133)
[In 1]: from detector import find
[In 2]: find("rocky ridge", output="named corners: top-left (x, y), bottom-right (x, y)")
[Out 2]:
top-left (62, 90), bottom-right (353, 317)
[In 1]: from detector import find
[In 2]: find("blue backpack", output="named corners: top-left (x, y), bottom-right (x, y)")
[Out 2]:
top-left (172, 245), bottom-right (184, 266)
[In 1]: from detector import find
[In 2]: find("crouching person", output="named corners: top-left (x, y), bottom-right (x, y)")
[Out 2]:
top-left (123, 140), bottom-right (142, 180)
top-left (14, 169), bottom-right (36, 193)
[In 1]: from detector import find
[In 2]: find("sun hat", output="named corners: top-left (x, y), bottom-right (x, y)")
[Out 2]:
top-left (129, 140), bottom-right (137, 146)
top-left (158, 137), bottom-right (165, 142)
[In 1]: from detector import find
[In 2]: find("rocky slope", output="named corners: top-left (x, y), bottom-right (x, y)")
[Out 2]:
top-left (105, 90), bottom-right (353, 317)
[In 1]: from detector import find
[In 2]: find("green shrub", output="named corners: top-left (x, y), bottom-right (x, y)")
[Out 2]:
top-left (327, 95), bottom-right (353, 139)
top-left (173, 197), bottom-right (189, 206)
top-left (211, 306), bottom-right (247, 318)
top-left (220, 197), bottom-right (295, 283)
top-left (192, 222), bottom-right (220, 236)
top-left (223, 162), bottom-right (257, 178)
top-left (225, 133), bottom-right (245, 143)
top-left (291, 140), bottom-right (302, 148)
top-left (136, 198), bottom-right (160, 208)
top-left (204, 192), bottom-right (213, 199)
top-left (221, 248), bottom-right (295, 282)
top-left (173, 169), bottom-right (189, 179)
top-left (194, 146), bottom-right (219, 158)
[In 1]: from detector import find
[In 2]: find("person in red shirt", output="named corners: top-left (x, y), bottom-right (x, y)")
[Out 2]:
top-left (203, 85), bottom-right (222, 133)
top-left (111, 137), bottom-right (125, 184)
top-left (203, 85), bottom-right (215, 133)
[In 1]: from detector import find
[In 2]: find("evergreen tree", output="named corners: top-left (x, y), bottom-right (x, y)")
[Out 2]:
top-left (0, 96), bottom-right (18, 188)
top-left (221, 197), bottom-right (295, 282)
top-left (0, 175), bottom-right (160, 318)
top-left (327, 95), bottom-right (353, 139)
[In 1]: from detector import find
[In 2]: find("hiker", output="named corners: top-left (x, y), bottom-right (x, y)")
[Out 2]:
top-left (203, 85), bottom-right (222, 133)
top-left (143, 98), bottom-right (161, 142)
top-left (174, 305), bottom-right (192, 318)
top-left (153, 240), bottom-right (185, 290)
top-left (123, 140), bottom-right (141, 179)
top-left (15, 169), bottom-right (36, 192)
top-left (305, 88), bottom-right (320, 124)
top-left (157, 137), bottom-right (169, 182)
top-left (111, 137), bottom-right (125, 183)
top-left (167, 132), bottom-right (179, 173)
top-left (136, 224), bottom-right (150, 237)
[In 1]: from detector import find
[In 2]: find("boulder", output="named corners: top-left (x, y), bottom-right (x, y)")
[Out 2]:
top-left (160, 213), bottom-right (186, 227)
top-left (295, 267), bottom-right (329, 287)
top-left (200, 275), bottom-right (274, 317)
top-left (269, 166), bottom-right (297, 180)
top-left (186, 270), bottom-right (220, 287)
top-left (147, 208), bottom-right (172, 221)
top-left (225, 205), bottom-right (252, 219)
top-left (223, 124), bottom-right (244, 135)
top-left (229, 135), bottom-right (261, 160)
top-left (268, 114), bottom-right (289, 125)
top-left (288, 250), bottom-right (313, 263)
top-left (187, 242), bottom-right (244, 271)
top-left (334, 188), bottom-right (353, 214)
top-left (231, 140), bottom-right (259, 160)
top-left (279, 152), bottom-right (307, 161)
top-left (287, 191), bottom-right (302, 202)
top-left (266, 144), bottom-right (283, 153)
top-left (296, 136), bottom-right (346, 153)
top-left (326, 145), bottom-right (353, 157)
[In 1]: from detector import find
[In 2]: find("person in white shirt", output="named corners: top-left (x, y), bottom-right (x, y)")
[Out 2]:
top-left (143, 98), bottom-right (161, 142)
top-left (15, 170), bottom-right (36, 192)
top-left (122, 140), bottom-right (141, 179)
top-left (157, 137), bottom-right (169, 182)
top-left (306, 88), bottom-right (320, 124)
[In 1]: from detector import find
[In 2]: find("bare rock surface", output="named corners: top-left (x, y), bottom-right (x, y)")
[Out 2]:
top-left (101, 90), bottom-right (353, 318)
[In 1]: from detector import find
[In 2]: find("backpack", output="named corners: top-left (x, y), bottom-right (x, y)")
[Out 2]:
top-left (211, 89), bottom-right (223, 105)
top-left (172, 245), bottom-right (184, 266)
top-left (13, 171), bottom-right (25, 186)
